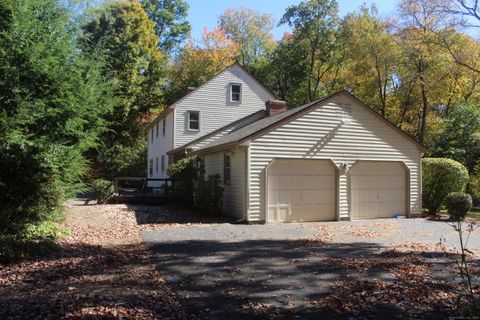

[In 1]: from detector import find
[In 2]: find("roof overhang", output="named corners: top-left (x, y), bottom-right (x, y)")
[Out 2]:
top-left (189, 142), bottom-right (240, 156)
top-left (146, 106), bottom-right (173, 130)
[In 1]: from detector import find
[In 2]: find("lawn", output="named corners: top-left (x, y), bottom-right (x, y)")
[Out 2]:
top-left (468, 210), bottom-right (480, 219)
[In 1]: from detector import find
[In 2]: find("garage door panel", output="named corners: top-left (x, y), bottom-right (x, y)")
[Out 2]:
top-left (267, 159), bottom-right (336, 222)
top-left (278, 191), bottom-right (290, 204)
top-left (289, 204), bottom-right (335, 222)
top-left (351, 161), bottom-right (407, 219)
top-left (278, 175), bottom-right (291, 188)
top-left (378, 190), bottom-right (406, 202)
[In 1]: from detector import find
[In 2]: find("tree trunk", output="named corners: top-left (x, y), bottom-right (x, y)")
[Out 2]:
top-left (418, 59), bottom-right (428, 145)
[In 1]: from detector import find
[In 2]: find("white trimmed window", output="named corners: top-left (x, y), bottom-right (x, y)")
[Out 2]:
top-left (149, 159), bottom-right (153, 176)
top-left (224, 154), bottom-right (231, 184)
top-left (150, 128), bottom-right (153, 143)
top-left (156, 123), bottom-right (159, 137)
top-left (161, 155), bottom-right (165, 172)
top-left (162, 118), bottom-right (166, 136)
top-left (155, 157), bottom-right (159, 173)
top-left (187, 111), bottom-right (200, 131)
top-left (230, 83), bottom-right (241, 102)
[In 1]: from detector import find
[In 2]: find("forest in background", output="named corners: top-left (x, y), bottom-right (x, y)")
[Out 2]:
top-left (2, 0), bottom-right (480, 238)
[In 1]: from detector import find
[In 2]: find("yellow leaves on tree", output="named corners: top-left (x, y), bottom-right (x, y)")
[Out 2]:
top-left (166, 27), bottom-right (240, 104)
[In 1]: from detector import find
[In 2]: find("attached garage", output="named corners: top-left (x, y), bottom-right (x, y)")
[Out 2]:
top-left (350, 161), bottom-right (408, 219)
top-left (266, 159), bottom-right (336, 222)
top-left (193, 90), bottom-right (426, 223)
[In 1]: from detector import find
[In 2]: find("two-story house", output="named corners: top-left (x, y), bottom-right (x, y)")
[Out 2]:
top-left (146, 62), bottom-right (276, 181)
top-left (147, 62), bottom-right (425, 224)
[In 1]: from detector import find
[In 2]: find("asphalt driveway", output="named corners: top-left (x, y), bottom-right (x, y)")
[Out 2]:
top-left (142, 219), bottom-right (479, 319)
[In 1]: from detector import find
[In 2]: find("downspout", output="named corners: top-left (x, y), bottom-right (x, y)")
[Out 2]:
top-left (241, 145), bottom-right (250, 223)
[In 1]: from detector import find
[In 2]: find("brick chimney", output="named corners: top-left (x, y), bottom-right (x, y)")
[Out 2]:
top-left (265, 100), bottom-right (287, 116)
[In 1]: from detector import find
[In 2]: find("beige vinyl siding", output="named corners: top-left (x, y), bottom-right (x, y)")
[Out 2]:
top-left (173, 64), bottom-right (274, 148)
top-left (204, 149), bottom-right (245, 219)
top-left (247, 95), bottom-right (422, 222)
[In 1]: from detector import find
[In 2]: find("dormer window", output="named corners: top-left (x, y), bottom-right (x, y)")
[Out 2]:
top-left (230, 83), bottom-right (241, 102)
top-left (187, 111), bottom-right (200, 131)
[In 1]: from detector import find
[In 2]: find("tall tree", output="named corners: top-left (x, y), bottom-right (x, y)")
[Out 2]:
top-left (430, 103), bottom-right (480, 171)
top-left (166, 27), bottom-right (240, 105)
top-left (395, 0), bottom-right (450, 144)
top-left (218, 7), bottom-right (275, 68)
top-left (141, 0), bottom-right (191, 54)
top-left (0, 0), bottom-right (111, 232)
top-left (267, 33), bottom-right (309, 106)
top-left (81, 0), bottom-right (166, 179)
top-left (435, 0), bottom-right (480, 73)
top-left (279, 0), bottom-right (345, 102)
top-left (342, 6), bottom-right (401, 117)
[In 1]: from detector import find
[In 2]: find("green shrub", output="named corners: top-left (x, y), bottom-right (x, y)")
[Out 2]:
top-left (168, 157), bottom-right (202, 206)
top-left (0, 145), bottom-right (63, 235)
top-left (194, 174), bottom-right (224, 215)
top-left (445, 192), bottom-right (472, 221)
top-left (90, 179), bottom-right (114, 204)
top-left (20, 221), bottom-right (69, 240)
top-left (467, 175), bottom-right (480, 209)
top-left (422, 158), bottom-right (469, 215)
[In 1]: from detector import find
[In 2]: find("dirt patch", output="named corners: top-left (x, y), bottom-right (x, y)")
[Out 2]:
top-left (0, 199), bottom-right (189, 320)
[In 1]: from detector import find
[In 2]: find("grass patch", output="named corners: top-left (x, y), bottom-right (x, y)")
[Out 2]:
top-left (0, 220), bottom-right (69, 264)
top-left (422, 208), bottom-right (480, 220)
top-left (467, 210), bottom-right (480, 219)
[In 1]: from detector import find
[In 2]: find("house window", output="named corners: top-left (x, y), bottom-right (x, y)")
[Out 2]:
top-left (224, 154), bottom-right (231, 184)
top-left (156, 123), bottom-right (159, 137)
top-left (162, 118), bottom-right (166, 136)
top-left (161, 155), bottom-right (165, 172)
top-left (155, 157), bottom-right (159, 173)
top-left (230, 83), bottom-right (241, 102)
top-left (150, 128), bottom-right (153, 143)
top-left (149, 159), bottom-right (153, 176)
top-left (187, 111), bottom-right (200, 131)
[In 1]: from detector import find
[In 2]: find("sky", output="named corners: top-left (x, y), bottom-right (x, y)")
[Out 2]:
top-left (186, 0), bottom-right (399, 42)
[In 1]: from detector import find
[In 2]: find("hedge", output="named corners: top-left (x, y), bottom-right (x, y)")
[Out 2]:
top-left (422, 158), bottom-right (469, 215)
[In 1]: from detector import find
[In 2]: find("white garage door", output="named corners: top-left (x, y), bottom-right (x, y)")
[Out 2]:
top-left (267, 159), bottom-right (336, 222)
top-left (350, 161), bottom-right (407, 219)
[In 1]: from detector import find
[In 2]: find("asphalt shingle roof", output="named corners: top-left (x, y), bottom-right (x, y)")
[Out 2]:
top-left (195, 99), bottom-right (321, 152)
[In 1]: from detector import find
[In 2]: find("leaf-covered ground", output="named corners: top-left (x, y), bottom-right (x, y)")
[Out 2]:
top-left (0, 200), bottom-right (190, 320)
top-left (1, 201), bottom-right (478, 319)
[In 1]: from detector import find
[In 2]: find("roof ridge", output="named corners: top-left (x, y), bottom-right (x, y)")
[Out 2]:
top-left (148, 62), bottom-right (276, 128)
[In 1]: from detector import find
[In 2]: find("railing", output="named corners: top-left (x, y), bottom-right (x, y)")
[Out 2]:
top-left (114, 177), bottom-right (177, 203)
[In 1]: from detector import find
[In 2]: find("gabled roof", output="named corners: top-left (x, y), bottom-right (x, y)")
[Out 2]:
top-left (192, 90), bottom-right (427, 154)
top-left (168, 109), bottom-right (267, 156)
top-left (147, 62), bottom-right (277, 129)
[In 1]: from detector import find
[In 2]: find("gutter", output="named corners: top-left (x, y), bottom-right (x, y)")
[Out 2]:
top-left (188, 142), bottom-right (240, 157)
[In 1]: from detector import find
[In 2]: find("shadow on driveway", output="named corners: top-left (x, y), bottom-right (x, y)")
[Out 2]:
top-left (132, 204), bottom-right (237, 226)
top-left (146, 236), bottom-right (457, 320)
